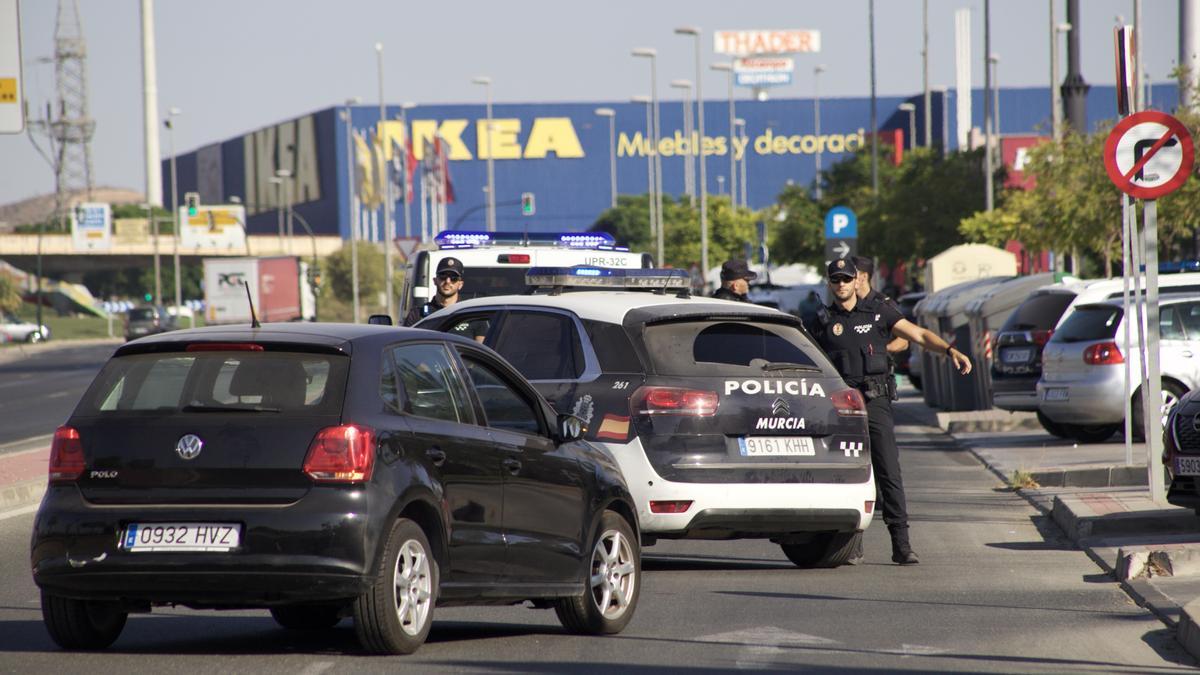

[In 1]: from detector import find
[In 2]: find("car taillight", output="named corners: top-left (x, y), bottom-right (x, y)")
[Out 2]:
top-left (187, 343), bottom-right (265, 352)
top-left (649, 500), bottom-right (693, 514)
top-left (1031, 329), bottom-right (1055, 346)
top-left (497, 254), bottom-right (531, 263)
top-left (1083, 341), bottom-right (1124, 365)
top-left (631, 386), bottom-right (718, 416)
top-left (831, 388), bottom-right (867, 417)
top-left (48, 426), bottom-right (84, 483)
top-left (303, 424), bottom-right (375, 483)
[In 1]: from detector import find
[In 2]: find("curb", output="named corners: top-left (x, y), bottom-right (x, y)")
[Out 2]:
top-left (0, 478), bottom-right (45, 516)
top-left (936, 409), bottom-right (1041, 434)
top-left (1051, 495), bottom-right (1198, 542)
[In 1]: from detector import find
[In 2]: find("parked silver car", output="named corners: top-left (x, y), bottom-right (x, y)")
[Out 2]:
top-left (1036, 295), bottom-right (1200, 443)
top-left (0, 311), bottom-right (50, 343)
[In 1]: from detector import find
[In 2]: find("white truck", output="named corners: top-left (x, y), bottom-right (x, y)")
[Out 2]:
top-left (202, 256), bottom-right (316, 325)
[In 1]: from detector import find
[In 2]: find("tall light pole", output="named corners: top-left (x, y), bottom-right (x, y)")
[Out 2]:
top-left (164, 106), bottom-right (182, 311)
top-left (734, 117), bottom-right (747, 208)
top-left (340, 97), bottom-right (362, 323)
top-left (144, 201), bottom-right (161, 304)
top-left (669, 79), bottom-right (695, 204)
top-left (399, 102), bottom-right (416, 239)
top-left (898, 102), bottom-right (916, 150)
top-left (631, 49), bottom-right (662, 263)
top-left (269, 175), bottom-right (284, 251)
top-left (989, 54), bottom-right (1001, 155)
top-left (983, 0), bottom-right (994, 212)
top-left (140, 0), bottom-right (162, 208)
top-left (595, 108), bottom-right (617, 208)
top-left (676, 26), bottom-right (708, 284)
top-left (376, 43), bottom-right (396, 320)
top-left (710, 62), bottom-right (736, 209)
top-left (632, 95), bottom-right (661, 267)
top-left (922, 0), bottom-right (931, 147)
top-left (472, 76), bottom-right (496, 232)
top-left (869, 0), bottom-right (879, 196)
top-left (1051, 20), bottom-right (1071, 142)
top-left (275, 168), bottom-right (294, 254)
top-left (813, 64), bottom-right (826, 200)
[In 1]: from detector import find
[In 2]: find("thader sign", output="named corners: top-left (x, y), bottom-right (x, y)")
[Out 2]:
top-left (714, 30), bottom-right (820, 57)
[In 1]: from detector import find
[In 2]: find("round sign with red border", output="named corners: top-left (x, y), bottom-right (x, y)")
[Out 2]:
top-left (1103, 110), bottom-right (1194, 199)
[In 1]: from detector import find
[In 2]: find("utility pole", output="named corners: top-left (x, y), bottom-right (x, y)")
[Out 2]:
top-left (1062, 0), bottom-right (1090, 132)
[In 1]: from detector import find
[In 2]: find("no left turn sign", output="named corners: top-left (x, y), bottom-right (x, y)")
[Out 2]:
top-left (1103, 110), bottom-right (1194, 199)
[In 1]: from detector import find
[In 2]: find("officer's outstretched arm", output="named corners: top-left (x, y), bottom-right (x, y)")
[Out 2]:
top-left (890, 318), bottom-right (972, 375)
top-left (886, 337), bottom-right (908, 353)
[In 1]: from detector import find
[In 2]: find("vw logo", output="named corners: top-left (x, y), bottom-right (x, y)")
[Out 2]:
top-left (175, 434), bottom-right (204, 460)
top-left (772, 397), bottom-right (790, 417)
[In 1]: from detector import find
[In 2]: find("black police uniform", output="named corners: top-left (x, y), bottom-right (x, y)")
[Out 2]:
top-left (864, 288), bottom-right (903, 401)
top-left (403, 296), bottom-right (450, 327)
top-left (711, 287), bottom-right (749, 302)
top-left (807, 276), bottom-right (915, 563)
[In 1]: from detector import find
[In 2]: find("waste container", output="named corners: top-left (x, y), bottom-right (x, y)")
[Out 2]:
top-left (963, 273), bottom-right (1074, 410)
top-left (914, 277), bottom-right (1012, 410)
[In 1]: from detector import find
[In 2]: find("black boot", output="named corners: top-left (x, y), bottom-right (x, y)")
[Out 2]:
top-left (889, 526), bottom-right (919, 565)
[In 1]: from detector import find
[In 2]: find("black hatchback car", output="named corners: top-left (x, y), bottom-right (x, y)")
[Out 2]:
top-left (31, 323), bottom-right (640, 654)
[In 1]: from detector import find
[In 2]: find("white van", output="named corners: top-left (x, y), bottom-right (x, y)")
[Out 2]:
top-left (400, 231), bottom-right (652, 316)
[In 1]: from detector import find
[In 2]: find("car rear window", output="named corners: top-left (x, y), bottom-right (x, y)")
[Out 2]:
top-left (76, 351), bottom-right (348, 415)
top-left (1051, 306), bottom-right (1122, 343)
top-left (642, 320), bottom-right (834, 376)
top-left (458, 268), bottom-right (530, 301)
top-left (1000, 293), bottom-right (1075, 332)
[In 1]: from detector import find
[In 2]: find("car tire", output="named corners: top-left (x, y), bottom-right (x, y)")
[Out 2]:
top-left (1036, 410), bottom-right (1072, 439)
top-left (40, 591), bottom-right (127, 650)
top-left (780, 531), bottom-right (862, 568)
top-left (555, 511), bottom-right (640, 635)
top-left (27, 330), bottom-right (44, 344)
top-left (353, 518), bottom-right (437, 655)
top-left (270, 604), bottom-right (343, 630)
top-left (1131, 380), bottom-right (1187, 441)
top-left (1063, 424), bottom-right (1120, 444)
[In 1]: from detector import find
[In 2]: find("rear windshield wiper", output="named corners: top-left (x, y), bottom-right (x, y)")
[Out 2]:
top-left (181, 403), bottom-right (280, 413)
top-left (761, 362), bottom-right (823, 373)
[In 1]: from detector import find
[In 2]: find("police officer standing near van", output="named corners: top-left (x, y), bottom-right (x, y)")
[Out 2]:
top-left (807, 258), bottom-right (972, 565)
top-left (404, 257), bottom-right (466, 326)
top-left (712, 259), bottom-right (756, 302)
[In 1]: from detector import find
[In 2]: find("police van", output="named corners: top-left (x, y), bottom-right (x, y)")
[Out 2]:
top-left (400, 231), bottom-right (652, 317)
top-left (416, 266), bottom-right (874, 568)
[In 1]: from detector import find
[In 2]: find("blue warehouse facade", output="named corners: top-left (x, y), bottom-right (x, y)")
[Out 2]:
top-left (162, 83), bottom-right (1179, 243)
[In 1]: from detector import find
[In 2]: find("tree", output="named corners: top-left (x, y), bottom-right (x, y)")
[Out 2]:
top-left (768, 184), bottom-right (823, 267)
top-left (325, 241), bottom-right (386, 303)
top-left (592, 193), bottom-right (759, 270)
top-left (0, 272), bottom-right (21, 314)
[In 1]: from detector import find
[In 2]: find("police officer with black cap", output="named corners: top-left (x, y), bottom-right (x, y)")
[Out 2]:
top-left (404, 256), bottom-right (466, 326)
top-left (806, 257), bottom-right (972, 565)
top-left (712, 259), bottom-right (757, 302)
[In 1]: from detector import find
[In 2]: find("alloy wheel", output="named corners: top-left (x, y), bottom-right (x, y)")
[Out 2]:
top-left (393, 539), bottom-right (433, 636)
top-left (589, 528), bottom-right (636, 620)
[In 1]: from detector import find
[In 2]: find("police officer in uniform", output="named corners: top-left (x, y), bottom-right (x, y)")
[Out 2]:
top-left (711, 259), bottom-right (756, 302)
top-left (404, 257), bottom-right (466, 326)
top-left (853, 255), bottom-right (908, 401)
top-left (806, 258), bottom-right (972, 565)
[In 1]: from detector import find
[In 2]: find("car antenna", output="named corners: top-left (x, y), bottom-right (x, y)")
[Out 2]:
top-left (244, 281), bottom-right (261, 328)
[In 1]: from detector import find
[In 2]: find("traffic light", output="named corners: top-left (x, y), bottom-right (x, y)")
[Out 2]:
top-left (143, 293), bottom-right (153, 302)
top-left (520, 192), bottom-right (535, 216)
top-left (308, 265), bottom-right (323, 294)
top-left (184, 192), bottom-right (200, 216)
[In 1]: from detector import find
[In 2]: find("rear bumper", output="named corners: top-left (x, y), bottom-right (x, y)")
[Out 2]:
top-left (1036, 375), bottom-right (1126, 425)
top-left (604, 439), bottom-right (875, 537)
top-left (31, 485), bottom-right (376, 607)
top-left (991, 375), bottom-right (1039, 412)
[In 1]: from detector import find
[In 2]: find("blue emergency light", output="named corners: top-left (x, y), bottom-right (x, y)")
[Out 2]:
top-left (526, 266), bottom-right (690, 291)
top-left (434, 231), bottom-right (616, 249)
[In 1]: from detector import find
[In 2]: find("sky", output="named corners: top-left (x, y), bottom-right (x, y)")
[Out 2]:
top-left (0, 0), bottom-right (1183, 207)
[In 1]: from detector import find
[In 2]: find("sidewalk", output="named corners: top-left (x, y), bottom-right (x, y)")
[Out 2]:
top-left (936, 398), bottom-right (1200, 661)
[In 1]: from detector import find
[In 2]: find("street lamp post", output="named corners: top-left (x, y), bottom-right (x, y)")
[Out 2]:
top-left (164, 106), bottom-right (182, 312)
top-left (274, 168), bottom-right (293, 254)
top-left (675, 26), bottom-right (708, 284)
top-left (984, 0), bottom-right (994, 212)
top-left (340, 97), bottom-right (362, 323)
top-left (632, 95), bottom-right (660, 267)
top-left (594, 108), bottom-right (617, 208)
top-left (376, 43), bottom-right (396, 320)
top-left (269, 176), bottom-right (284, 251)
top-left (1052, 21), bottom-right (1071, 141)
top-left (813, 64), bottom-right (826, 200)
top-left (631, 49), bottom-right (662, 265)
top-left (898, 102), bottom-right (917, 150)
top-left (734, 118), bottom-right (747, 207)
top-left (989, 54), bottom-right (1001, 157)
top-left (472, 76), bottom-right (496, 232)
top-left (399, 102), bottom-right (416, 239)
top-left (669, 79), bottom-right (695, 204)
top-left (144, 202), bottom-right (161, 304)
top-left (710, 62), bottom-right (736, 209)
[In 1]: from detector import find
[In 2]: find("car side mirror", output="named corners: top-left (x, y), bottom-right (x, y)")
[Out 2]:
top-left (367, 314), bottom-right (393, 326)
top-left (556, 413), bottom-right (586, 443)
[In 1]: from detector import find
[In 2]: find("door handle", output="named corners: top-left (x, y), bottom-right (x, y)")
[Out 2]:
top-left (426, 447), bottom-right (446, 467)
top-left (502, 458), bottom-right (521, 475)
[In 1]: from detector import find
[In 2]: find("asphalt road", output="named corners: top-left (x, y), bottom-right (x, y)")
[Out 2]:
top-left (0, 347), bottom-right (1196, 671)
top-left (0, 342), bottom-right (118, 451)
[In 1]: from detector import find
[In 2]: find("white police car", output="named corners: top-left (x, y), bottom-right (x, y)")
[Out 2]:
top-left (416, 266), bottom-right (874, 568)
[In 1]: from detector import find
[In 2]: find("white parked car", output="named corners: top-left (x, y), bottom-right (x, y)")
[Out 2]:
top-left (0, 311), bottom-right (50, 343)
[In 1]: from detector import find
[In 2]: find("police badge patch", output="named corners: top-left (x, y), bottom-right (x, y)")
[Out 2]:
top-left (832, 322), bottom-right (843, 336)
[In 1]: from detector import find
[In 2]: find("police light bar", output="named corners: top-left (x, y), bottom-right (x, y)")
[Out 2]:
top-left (435, 230), bottom-right (616, 249)
top-left (526, 266), bottom-right (690, 289)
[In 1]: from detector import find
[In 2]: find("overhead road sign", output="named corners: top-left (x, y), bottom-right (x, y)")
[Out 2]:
top-left (71, 202), bottom-right (112, 251)
top-left (714, 29), bottom-right (820, 57)
top-left (178, 204), bottom-right (248, 249)
top-left (0, 0), bottom-right (24, 134)
top-left (824, 206), bottom-right (857, 239)
top-left (1103, 110), bottom-right (1194, 199)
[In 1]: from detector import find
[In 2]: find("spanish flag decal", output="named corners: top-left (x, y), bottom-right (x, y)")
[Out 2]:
top-left (595, 414), bottom-right (631, 441)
